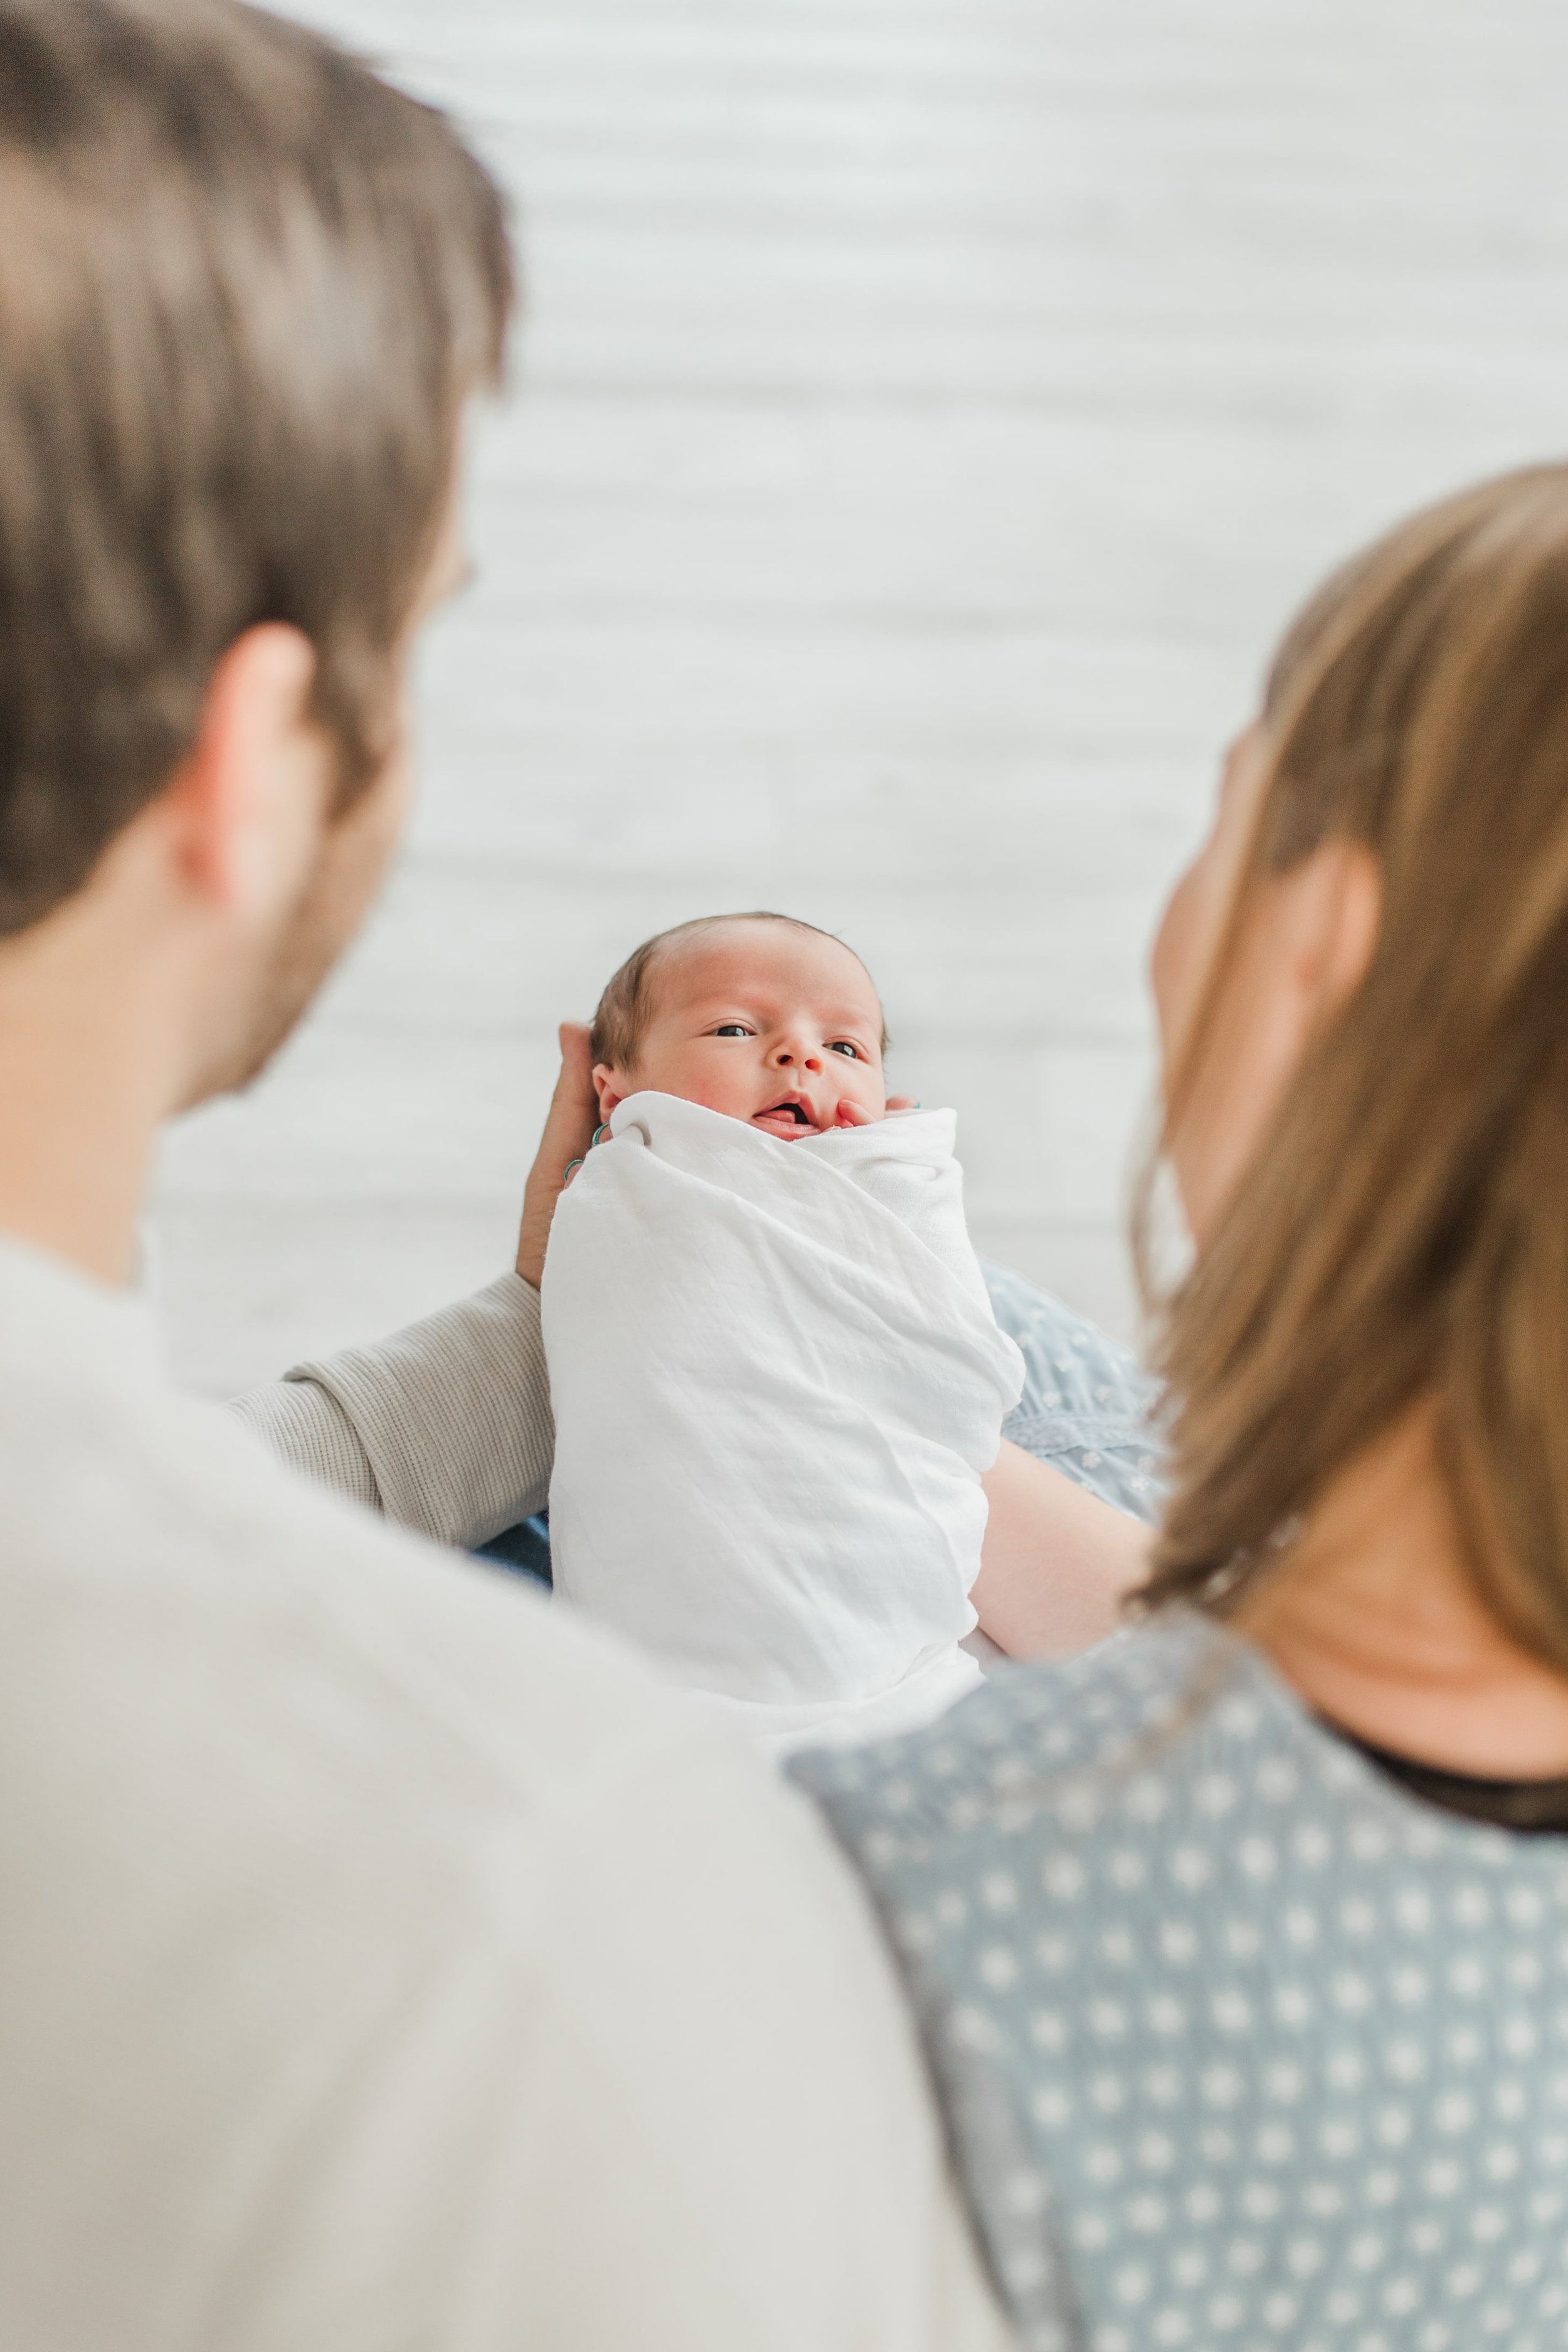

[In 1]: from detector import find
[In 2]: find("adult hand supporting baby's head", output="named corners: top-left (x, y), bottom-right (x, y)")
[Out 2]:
top-left (516, 1022), bottom-right (598, 1288)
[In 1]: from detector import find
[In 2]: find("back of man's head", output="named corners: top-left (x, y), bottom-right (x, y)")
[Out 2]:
top-left (0, 0), bottom-right (512, 938)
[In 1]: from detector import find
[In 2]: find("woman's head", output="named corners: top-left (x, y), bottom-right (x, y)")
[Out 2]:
top-left (1145, 464), bottom-right (1568, 1670)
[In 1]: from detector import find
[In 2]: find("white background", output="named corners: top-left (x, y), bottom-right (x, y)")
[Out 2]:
top-left (151, 0), bottom-right (1568, 1393)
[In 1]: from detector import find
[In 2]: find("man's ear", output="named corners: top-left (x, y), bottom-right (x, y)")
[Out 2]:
top-left (163, 623), bottom-right (326, 915)
top-left (592, 1064), bottom-right (627, 1121)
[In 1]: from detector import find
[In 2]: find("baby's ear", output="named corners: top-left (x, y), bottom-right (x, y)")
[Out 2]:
top-left (591, 1064), bottom-right (625, 1121)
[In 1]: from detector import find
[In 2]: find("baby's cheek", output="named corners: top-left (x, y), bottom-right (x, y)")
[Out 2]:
top-left (693, 1063), bottom-right (776, 1120)
top-left (635, 1046), bottom-right (760, 1120)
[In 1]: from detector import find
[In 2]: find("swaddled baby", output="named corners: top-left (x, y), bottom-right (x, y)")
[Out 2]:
top-left (541, 911), bottom-right (1024, 1754)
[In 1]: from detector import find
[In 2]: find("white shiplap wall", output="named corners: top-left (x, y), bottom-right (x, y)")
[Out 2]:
top-left (151, 0), bottom-right (1568, 1392)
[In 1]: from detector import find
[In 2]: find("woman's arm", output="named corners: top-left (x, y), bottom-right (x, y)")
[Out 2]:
top-left (228, 1027), bottom-right (596, 1549)
top-left (975, 1266), bottom-right (1163, 1656)
top-left (974, 1438), bottom-right (1150, 1658)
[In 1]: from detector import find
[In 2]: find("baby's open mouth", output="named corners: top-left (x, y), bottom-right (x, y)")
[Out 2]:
top-left (751, 1097), bottom-right (820, 1138)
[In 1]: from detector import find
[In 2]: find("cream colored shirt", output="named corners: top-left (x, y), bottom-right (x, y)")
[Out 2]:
top-left (0, 1239), bottom-right (1011, 2350)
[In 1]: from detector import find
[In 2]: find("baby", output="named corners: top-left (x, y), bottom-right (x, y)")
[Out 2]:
top-left (541, 911), bottom-right (1024, 1753)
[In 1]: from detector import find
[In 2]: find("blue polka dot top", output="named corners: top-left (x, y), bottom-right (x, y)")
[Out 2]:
top-left (793, 1613), bottom-right (1568, 2352)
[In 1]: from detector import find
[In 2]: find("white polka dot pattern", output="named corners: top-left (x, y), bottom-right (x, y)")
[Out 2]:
top-left (795, 1616), bottom-right (1568, 2352)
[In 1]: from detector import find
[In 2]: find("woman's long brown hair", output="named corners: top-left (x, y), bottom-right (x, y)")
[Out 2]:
top-left (1140, 464), bottom-right (1568, 1671)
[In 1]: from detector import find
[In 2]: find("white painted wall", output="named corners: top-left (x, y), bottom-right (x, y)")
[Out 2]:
top-left (151, 0), bottom-right (1568, 1392)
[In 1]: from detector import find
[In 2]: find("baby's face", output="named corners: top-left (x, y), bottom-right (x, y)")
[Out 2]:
top-left (596, 920), bottom-right (887, 1139)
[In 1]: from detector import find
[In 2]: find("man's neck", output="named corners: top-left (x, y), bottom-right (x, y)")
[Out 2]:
top-left (1236, 1405), bottom-right (1568, 1779)
top-left (0, 894), bottom-right (176, 1286)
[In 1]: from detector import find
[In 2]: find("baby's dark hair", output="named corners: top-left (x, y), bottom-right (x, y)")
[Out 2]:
top-left (590, 911), bottom-right (888, 1069)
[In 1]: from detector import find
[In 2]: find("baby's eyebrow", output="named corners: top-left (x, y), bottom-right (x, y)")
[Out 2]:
top-left (692, 1002), bottom-right (879, 1026)
top-left (674, 990), bottom-right (883, 1036)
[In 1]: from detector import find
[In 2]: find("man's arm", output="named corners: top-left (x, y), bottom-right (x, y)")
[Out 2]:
top-left (227, 1027), bottom-right (597, 1549)
top-left (228, 1272), bottom-right (553, 1550)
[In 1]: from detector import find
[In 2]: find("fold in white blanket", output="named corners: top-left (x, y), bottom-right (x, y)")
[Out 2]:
top-left (543, 1093), bottom-right (1024, 1753)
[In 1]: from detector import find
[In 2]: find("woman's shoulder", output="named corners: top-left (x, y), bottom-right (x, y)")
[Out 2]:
top-left (795, 1613), bottom-right (1257, 1852)
top-left (792, 1606), bottom-right (1556, 1911)
top-left (795, 1615), bottom-right (1568, 2349)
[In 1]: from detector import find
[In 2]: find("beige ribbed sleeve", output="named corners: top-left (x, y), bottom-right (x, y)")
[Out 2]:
top-left (228, 1271), bottom-right (553, 1551)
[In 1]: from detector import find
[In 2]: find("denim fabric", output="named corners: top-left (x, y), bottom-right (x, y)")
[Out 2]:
top-left (477, 1510), bottom-right (553, 1585)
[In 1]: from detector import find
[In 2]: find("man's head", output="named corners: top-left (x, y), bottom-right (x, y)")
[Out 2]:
top-left (590, 914), bottom-right (889, 1138)
top-left (0, 0), bottom-right (511, 1099)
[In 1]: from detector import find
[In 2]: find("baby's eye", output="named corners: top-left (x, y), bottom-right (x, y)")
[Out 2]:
top-left (828, 1041), bottom-right (861, 1059)
top-left (712, 1023), bottom-right (753, 1038)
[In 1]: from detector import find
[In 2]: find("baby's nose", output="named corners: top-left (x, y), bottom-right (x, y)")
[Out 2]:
top-left (773, 1040), bottom-right (822, 1073)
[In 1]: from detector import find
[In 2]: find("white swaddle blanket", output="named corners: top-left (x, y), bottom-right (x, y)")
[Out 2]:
top-left (542, 1092), bottom-right (1024, 1752)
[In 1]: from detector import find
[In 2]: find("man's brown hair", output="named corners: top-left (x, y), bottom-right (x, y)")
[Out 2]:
top-left (1140, 464), bottom-right (1568, 1673)
top-left (0, 0), bottom-right (512, 937)
top-left (590, 913), bottom-right (889, 1071)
